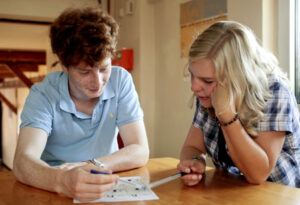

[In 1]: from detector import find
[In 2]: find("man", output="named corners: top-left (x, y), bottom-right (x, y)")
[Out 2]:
top-left (13, 7), bottom-right (149, 201)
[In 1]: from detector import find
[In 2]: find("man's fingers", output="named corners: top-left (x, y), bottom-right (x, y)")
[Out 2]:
top-left (73, 178), bottom-right (118, 201)
top-left (74, 181), bottom-right (117, 194)
top-left (85, 172), bottom-right (119, 185)
top-left (74, 191), bottom-right (107, 202)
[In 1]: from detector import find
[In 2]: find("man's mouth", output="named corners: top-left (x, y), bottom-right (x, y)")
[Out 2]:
top-left (88, 88), bottom-right (100, 92)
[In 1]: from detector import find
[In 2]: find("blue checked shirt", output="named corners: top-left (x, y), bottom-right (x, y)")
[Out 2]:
top-left (193, 75), bottom-right (300, 187)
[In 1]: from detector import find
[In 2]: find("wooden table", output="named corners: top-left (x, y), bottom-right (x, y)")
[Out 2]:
top-left (0, 158), bottom-right (300, 204)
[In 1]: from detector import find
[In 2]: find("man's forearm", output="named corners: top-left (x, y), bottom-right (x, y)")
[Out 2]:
top-left (100, 144), bottom-right (149, 172)
top-left (13, 154), bottom-right (63, 193)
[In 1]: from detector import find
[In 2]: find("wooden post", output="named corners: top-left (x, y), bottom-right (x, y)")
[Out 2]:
top-left (0, 92), bottom-right (17, 114)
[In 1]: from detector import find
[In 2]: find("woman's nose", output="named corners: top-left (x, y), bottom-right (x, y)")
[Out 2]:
top-left (191, 78), bottom-right (202, 92)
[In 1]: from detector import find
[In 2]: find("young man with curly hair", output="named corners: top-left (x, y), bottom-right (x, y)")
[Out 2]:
top-left (13, 7), bottom-right (149, 201)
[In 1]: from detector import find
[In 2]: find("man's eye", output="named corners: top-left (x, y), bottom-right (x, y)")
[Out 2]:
top-left (100, 69), bottom-right (107, 73)
top-left (79, 71), bottom-right (89, 74)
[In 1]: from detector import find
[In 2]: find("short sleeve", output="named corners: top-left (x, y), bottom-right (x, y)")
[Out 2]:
top-left (116, 73), bottom-right (143, 127)
top-left (20, 85), bottom-right (53, 135)
top-left (258, 78), bottom-right (296, 133)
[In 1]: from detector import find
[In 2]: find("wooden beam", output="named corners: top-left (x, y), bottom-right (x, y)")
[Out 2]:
top-left (108, 0), bottom-right (111, 14)
top-left (6, 65), bottom-right (33, 88)
top-left (0, 73), bottom-right (16, 78)
top-left (0, 50), bottom-right (46, 64)
top-left (0, 92), bottom-right (17, 114)
top-left (0, 75), bottom-right (45, 89)
top-left (0, 18), bottom-right (52, 26)
top-left (0, 62), bottom-right (39, 72)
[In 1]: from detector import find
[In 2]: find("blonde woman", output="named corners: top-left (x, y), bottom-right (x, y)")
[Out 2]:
top-left (177, 21), bottom-right (300, 187)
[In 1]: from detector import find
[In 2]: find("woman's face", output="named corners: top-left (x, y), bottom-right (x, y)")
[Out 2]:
top-left (189, 58), bottom-right (217, 108)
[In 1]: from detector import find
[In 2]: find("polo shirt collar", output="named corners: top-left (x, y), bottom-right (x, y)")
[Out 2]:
top-left (59, 72), bottom-right (115, 115)
top-left (99, 80), bottom-right (115, 101)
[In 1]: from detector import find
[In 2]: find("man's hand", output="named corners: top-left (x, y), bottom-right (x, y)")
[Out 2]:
top-left (177, 159), bottom-right (206, 186)
top-left (56, 161), bottom-right (89, 170)
top-left (56, 164), bottom-right (119, 202)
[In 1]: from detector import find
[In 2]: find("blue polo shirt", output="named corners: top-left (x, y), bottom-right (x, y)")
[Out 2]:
top-left (20, 66), bottom-right (144, 166)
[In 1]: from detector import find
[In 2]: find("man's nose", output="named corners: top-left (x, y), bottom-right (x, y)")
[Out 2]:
top-left (90, 71), bottom-right (102, 86)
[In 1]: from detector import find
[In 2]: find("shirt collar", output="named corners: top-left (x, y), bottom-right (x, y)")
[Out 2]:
top-left (59, 72), bottom-right (76, 114)
top-left (99, 80), bottom-right (115, 101)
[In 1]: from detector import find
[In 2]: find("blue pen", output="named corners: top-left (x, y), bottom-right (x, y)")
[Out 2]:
top-left (90, 169), bottom-right (109, 175)
top-left (90, 169), bottom-right (146, 190)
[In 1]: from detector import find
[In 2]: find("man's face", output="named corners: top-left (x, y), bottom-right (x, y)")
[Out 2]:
top-left (63, 57), bottom-right (112, 101)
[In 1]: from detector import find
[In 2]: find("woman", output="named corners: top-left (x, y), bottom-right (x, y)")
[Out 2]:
top-left (177, 21), bottom-right (300, 187)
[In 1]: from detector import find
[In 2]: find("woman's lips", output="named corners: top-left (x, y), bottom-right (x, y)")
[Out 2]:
top-left (198, 96), bottom-right (210, 101)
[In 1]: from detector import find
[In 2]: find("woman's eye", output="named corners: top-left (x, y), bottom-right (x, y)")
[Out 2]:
top-left (190, 73), bottom-right (194, 79)
top-left (204, 80), bottom-right (213, 84)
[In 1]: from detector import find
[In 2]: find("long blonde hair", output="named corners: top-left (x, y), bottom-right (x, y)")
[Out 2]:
top-left (189, 21), bottom-right (288, 136)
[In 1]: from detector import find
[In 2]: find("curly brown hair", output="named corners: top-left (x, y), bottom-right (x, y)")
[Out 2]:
top-left (50, 7), bottom-right (119, 67)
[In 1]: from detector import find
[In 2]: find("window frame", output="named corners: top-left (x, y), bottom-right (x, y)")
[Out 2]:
top-left (295, 0), bottom-right (300, 103)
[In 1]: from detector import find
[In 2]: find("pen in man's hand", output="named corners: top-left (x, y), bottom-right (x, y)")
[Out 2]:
top-left (90, 169), bottom-right (146, 190)
top-left (90, 169), bottom-right (109, 175)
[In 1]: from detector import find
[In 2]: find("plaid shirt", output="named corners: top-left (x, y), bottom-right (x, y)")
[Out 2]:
top-left (193, 75), bottom-right (300, 187)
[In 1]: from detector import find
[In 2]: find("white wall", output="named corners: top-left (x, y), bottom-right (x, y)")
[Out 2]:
top-left (138, 1), bottom-right (156, 157)
top-left (115, 0), bottom-right (194, 158)
top-left (113, 0), bottom-right (157, 156)
top-left (228, 0), bottom-right (278, 56)
top-left (153, 0), bottom-right (194, 157)
top-left (228, 0), bottom-right (263, 40)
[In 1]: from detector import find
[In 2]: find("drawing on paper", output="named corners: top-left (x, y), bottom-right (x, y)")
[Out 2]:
top-left (74, 176), bottom-right (159, 203)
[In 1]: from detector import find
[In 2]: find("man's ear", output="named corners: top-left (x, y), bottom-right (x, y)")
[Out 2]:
top-left (61, 64), bottom-right (68, 73)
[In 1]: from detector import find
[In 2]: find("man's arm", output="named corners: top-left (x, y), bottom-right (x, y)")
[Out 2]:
top-left (98, 120), bottom-right (149, 172)
top-left (13, 126), bottom-right (59, 189)
top-left (13, 126), bottom-right (119, 201)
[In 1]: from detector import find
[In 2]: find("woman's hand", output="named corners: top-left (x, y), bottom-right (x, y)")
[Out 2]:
top-left (211, 83), bottom-right (237, 122)
top-left (177, 159), bottom-right (206, 186)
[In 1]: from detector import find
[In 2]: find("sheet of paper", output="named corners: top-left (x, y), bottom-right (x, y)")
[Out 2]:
top-left (74, 176), bottom-right (159, 203)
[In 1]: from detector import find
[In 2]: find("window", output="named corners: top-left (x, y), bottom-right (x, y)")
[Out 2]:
top-left (296, 0), bottom-right (300, 102)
